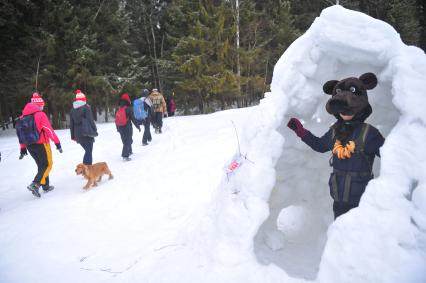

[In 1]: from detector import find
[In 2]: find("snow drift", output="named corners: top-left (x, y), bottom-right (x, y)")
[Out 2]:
top-left (194, 5), bottom-right (426, 283)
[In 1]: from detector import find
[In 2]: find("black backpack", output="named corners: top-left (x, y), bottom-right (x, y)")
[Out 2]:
top-left (16, 115), bottom-right (40, 144)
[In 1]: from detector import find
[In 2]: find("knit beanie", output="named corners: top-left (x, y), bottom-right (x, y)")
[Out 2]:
top-left (75, 89), bottom-right (87, 101)
top-left (31, 92), bottom-right (45, 107)
top-left (142, 89), bottom-right (149, 97)
top-left (121, 93), bottom-right (131, 104)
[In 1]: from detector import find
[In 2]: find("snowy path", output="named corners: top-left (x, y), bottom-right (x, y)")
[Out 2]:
top-left (0, 110), bottom-right (249, 282)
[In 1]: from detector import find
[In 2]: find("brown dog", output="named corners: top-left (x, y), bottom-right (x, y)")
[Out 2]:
top-left (75, 162), bottom-right (113, 190)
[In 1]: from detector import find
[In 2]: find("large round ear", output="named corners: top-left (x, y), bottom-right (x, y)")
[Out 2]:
top-left (359, 72), bottom-right (377, 90)
top-left (323, 80), bottom-right (339, 95)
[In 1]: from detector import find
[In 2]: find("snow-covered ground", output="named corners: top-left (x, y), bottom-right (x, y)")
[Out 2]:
top-left (1, 5), bottom-right (426, 283)
top-left (0, 110), bottom-right (251, 282)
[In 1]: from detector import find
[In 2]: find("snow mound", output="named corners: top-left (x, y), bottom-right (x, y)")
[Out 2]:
top-left (191, 5), bottom-right (426, 283)
top-left (276, 205), bottom-right (310, 241)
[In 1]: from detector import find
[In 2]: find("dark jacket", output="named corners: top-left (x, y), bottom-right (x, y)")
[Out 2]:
top-left (116, 99), bottom-right (140, 132)
top-left (70, 104), bottom-right (98, 142)
top-left (302, 121), bottom-right (384, 205)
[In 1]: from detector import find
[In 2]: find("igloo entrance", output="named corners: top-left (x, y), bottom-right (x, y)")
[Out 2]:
top-left (254, 60), bottom-right (400, 279)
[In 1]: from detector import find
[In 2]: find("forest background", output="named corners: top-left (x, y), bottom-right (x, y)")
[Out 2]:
top-left (0, 0), bottom-right (424, 129)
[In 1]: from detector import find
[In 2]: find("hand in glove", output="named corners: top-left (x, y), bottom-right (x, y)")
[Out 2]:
top-left (55, 143), bottom-right (63, 153)
top-left (287, 118), bottom-right (308, 138)
top-left (19, 148), bottom-right (28, 160)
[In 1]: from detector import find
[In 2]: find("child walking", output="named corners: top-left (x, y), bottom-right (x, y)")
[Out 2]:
top-left (17, 93), bottom-right (63, 197)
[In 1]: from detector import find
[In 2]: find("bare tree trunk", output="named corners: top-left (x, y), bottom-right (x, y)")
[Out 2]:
top-left (142, 15), bottom-right (156, 87)
top-left (149, 16), bottom-right (161, 90)
top-left (262, 54), bottom-right (269, 96)
top-left (93, 105), bottom-right (98, 121)
top-left (104, 92), bottom-right (109, 123)
top-left (10, 102), bottom-right (16, 128)
top-left (0, 95), bottom-right (4, 130)
top-left (35, 55), bottom-right (41, 92)
top-left (5, 96), bottom-right (11, 129)
top-left (233, 0), bottom-right (241, 96)
top-left (198, 91), bottom-right (204, 114)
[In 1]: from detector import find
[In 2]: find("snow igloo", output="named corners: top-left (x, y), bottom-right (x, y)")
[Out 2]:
top-left (207, 5), bottom-right (426, 283)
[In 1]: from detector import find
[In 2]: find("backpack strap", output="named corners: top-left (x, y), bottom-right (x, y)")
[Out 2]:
top-left (329, 123), bottom-right (373, 203)
top-left (354, 123), bottom-right (373, 172)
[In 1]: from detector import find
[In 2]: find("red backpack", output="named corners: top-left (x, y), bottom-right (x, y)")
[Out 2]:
top-left (115, 106), bottom-right (128, 126)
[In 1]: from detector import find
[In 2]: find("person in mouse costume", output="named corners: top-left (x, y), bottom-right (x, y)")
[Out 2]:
top-left (287, 73), bottom-right (385, 219)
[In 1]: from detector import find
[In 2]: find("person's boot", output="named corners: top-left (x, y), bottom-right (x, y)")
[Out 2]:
top-left (42, 185), bottom-right (54, 193)
top-left (123, 157), bottom-right (131, 161)
top-left (159, 128), bottom-right (162, 134)
top-left (27, 182), bottom-right (41, 198)
top-left (142, 141), bottom-right (148, 146)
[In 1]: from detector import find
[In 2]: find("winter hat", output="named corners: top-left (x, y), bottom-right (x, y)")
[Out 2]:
top-left (31, 92), bottom-right (45, 107)
top-left (75, 89), bottom-right (87, 101)
top-left (152, 88), bottom-right (159, 93)
top-left (142, 89), bottom-right (149, 97)
top-left (120, 93), bottom-right (131, 104)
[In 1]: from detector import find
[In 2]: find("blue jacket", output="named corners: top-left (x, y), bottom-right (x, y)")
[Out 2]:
top-left (302, 122), bottom-right (384, 205)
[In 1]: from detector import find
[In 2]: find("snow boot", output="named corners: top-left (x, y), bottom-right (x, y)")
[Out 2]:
top-left (123, 157), bottom-right (131, 161)
top-left (142, 142), bottom-right (148, 146)
top-left (27, 182), bottom-right (41, 198)
top-left (42, 185), bottom-right (54, 193)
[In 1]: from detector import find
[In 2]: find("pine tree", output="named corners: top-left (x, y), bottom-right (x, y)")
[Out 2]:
top-left (173, 0), bottom-right (238, 113)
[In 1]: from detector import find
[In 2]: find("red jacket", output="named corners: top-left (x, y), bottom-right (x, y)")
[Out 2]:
top-left (170, 98), bottom-right (176, 112)
top-left (20, 103), bottom-right (60, 148)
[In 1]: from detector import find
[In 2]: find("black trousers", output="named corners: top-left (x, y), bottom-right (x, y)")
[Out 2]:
top-left (142, 119), bottom-right (152, 143)
top-left (333, 201), bottom-right (358, 219)
top-left (79, 137), bottom-right (94, 165)
top-left (152, 112), bottom-right (163, 129)
top-left (27, 143), bottom-right (52, 186)
top-left (118, 127), bottom-right (133, 158)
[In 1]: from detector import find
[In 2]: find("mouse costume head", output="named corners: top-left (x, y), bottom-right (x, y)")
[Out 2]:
top-left (323, 72), bottom-right (377, 120)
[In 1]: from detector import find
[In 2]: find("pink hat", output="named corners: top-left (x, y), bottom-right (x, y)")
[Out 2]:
top-left (75, 89), bottom-right (87, 101)
top-left (31, 92), bottom-right (45, 107)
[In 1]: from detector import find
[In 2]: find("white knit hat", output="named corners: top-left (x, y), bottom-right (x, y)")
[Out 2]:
top-left (75, 89), bottom-right (87, 101)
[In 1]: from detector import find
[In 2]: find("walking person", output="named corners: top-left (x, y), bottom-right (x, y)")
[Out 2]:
top-left (133, 89), bottom-right (153, 146)
top-left (17, 92), bottom-right (63, 197)
top-left (70, 89), bottom-right (98, 165)
top-left (169, 93), bottom-right (176, 117)
top-left (115, 93), bottom-right (140, 161)
top-left (148, 88), bottom-right (167, 133)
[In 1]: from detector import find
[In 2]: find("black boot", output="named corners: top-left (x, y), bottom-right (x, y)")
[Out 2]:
top-left (27, 182), bottom-right (41, 198)
top-left (42, 185), bottom-right (54, 193)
